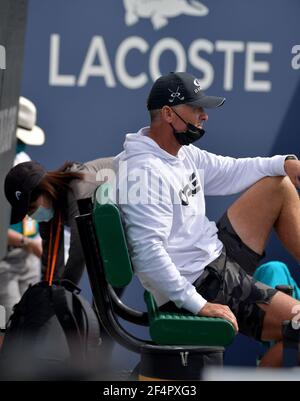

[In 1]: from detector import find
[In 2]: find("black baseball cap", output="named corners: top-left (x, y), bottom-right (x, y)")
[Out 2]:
top-left (147, 72), bottom-right (225, 110)
top-left (4, 161), bottom-right (46, 224)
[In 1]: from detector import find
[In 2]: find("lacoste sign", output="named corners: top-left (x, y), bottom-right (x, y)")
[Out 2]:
top-left (0, 45), bottom-right (6, 70)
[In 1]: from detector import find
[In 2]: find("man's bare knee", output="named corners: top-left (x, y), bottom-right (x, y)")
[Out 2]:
top-left (248, 176), bottom-right (297, 209)
top-left (263, 177), bottom-right (299, 211)
top-left (255, 176), bottom-right (293, 194)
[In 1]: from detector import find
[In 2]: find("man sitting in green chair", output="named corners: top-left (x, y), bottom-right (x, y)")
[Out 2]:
top-left (114, 71), bottom-right (300, 367)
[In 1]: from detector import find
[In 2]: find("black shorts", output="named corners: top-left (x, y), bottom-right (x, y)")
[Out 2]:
top-left (217, 211), bottom-right (265, 276)
top-left (160, 212), bottom-right (277, 341)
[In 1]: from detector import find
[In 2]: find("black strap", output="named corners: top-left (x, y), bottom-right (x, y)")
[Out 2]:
top-left (51, 285), bottom-right (85, 361)
top-left (72, 293), bottom-right (101, 352)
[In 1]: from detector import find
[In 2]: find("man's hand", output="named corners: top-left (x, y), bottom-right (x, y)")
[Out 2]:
top-left (198, 302), bottom-right (239, 333)
top-left (284, 159), bottom-right (300, 188)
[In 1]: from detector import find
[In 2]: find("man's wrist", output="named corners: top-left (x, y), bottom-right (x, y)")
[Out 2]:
top-left (285, 155), bottom-right (298, 161)
top-left (284, 155), bottom-right (298, 175)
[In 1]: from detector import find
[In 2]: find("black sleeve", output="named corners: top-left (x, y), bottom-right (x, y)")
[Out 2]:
top-left (62, 191), bottom-right (86, 285)
top-left (39, 221), bottom-right (49, 273)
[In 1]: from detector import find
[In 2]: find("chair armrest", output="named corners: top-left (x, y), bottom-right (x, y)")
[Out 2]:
top-left (144, 291), bottom-right (235, 346)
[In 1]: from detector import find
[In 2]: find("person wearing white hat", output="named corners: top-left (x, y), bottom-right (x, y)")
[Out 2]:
top-left (14, 96), bottom-right (45, 164)
top-left (0, 97), bottom-right (44, 321)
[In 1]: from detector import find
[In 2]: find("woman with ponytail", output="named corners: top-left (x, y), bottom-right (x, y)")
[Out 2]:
top-left (4, 158), bottom-right (112, 284)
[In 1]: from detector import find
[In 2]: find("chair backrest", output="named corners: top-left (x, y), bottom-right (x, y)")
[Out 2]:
top-left (92, 187), bottom-right (133, 288)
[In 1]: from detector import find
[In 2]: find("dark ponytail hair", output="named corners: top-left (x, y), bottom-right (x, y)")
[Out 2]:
top-left (30, 161), bottom-right (83, 209)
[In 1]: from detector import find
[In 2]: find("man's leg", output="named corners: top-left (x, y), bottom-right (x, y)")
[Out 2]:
top-left (227, 176), bottom-right (300, 261)
top-left (257, 291), bottom-right (300, 367)
top-left (226, 176), bottom-right (300, 366)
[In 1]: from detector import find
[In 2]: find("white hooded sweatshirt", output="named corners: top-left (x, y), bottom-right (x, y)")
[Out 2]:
top-left (114, 127), bottom-right (288, 314)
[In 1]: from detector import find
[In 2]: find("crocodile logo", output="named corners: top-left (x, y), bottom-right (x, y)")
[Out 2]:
top-left (123, 0), bottom-right (209, 30)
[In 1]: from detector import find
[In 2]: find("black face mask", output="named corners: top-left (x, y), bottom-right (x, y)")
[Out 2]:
top-left (170, 108), bottom-right (205, 146)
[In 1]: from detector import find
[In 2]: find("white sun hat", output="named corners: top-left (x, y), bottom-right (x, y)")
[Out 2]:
top-left (16, 96), bottom-right (45, 146)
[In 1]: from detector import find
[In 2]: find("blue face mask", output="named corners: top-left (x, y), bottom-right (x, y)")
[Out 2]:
top-left (30, 206), bottom-right (54, 222)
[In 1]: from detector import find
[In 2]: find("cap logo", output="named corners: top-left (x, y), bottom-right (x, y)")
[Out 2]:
top-left (15, 191), bottom-right (22, 201)
top-left (168, 87), bottom-right (185, 103)
top-left (193, 78), bottom-right (202, 94)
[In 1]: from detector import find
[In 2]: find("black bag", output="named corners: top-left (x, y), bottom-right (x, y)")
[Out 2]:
top-left (0, 279), bottom-right (101, 380)
top-left (0, 213), bottom-right (102, 380)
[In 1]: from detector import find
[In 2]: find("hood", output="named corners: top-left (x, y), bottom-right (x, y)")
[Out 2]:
top-left (120, 126), bottom-right (186, 165)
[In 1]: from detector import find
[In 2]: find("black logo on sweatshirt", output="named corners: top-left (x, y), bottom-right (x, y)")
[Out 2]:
top-left (179, 172), bottom-right (200, 206)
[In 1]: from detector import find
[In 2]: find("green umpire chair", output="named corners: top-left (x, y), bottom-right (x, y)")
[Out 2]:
top-left (76, 186), bottom-right (235, 380)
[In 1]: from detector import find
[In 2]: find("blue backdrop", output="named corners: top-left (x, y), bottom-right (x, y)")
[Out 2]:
top-left (20, 0), bottom-right (300, 369)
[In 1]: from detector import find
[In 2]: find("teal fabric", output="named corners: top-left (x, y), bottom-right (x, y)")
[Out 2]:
top-left (10, 222), bottom-right (23, 234)
top-left (16, 140), bottom-right (26, 154)
top-left (254, 261), bottom-right (300, 300)
top-left (9, 220), bottom-right (39, 238)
